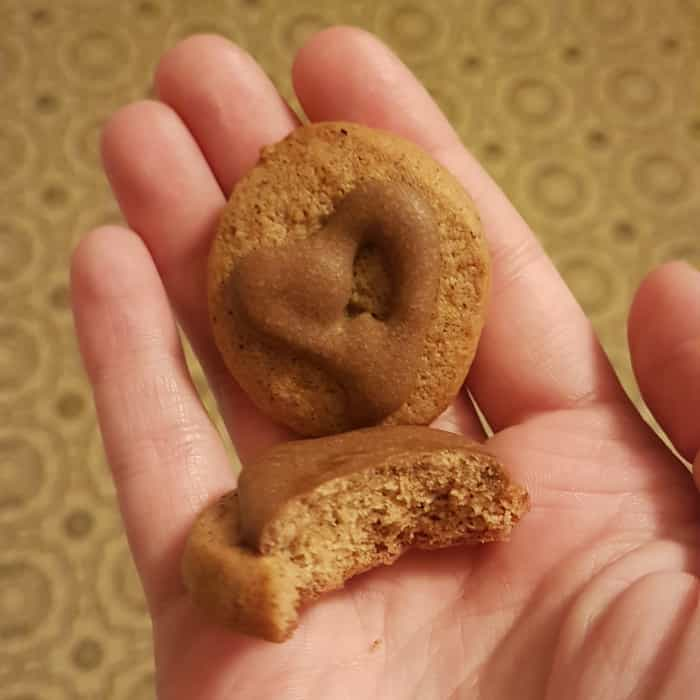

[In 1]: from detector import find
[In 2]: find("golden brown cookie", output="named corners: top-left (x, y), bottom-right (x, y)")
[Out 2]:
top-left (182, 426), bottom-right (529, 642)
top-left (209, 122), bottom-right (490, 436)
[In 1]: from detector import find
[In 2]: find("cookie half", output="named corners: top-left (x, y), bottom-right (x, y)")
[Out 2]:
top-left (182, 426), bottom-right (528, 642)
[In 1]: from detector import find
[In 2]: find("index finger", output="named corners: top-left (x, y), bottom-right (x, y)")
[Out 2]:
top-left (292, 27), bottom-right (628, 431)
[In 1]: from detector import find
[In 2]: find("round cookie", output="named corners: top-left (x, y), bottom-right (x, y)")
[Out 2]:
top-left (209, 122), bottom-right (489, 436)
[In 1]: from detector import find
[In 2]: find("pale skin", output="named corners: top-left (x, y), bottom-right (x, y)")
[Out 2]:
top-left (70, 28), bottom-right (700, 700)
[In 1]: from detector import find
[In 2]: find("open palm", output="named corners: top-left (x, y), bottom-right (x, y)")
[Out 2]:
top-left (71, 29), bottom-right (700, 700)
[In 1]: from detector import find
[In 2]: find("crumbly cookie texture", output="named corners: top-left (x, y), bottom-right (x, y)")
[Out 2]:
top-left (209, 121), bottom-right (490, 436)
top-left (182, 426), bottom-right (529, 642)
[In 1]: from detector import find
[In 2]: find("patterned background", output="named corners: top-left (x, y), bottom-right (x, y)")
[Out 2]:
top-left (1, 0), bottom-right (699, 697)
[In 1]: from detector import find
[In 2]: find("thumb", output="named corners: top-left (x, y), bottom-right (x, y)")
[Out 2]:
top-left (628, 261), bottom-right (700, 475)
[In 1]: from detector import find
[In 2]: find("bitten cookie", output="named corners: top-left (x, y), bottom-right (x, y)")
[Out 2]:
top-left (209, 122), bottom-right (490, 436)
top-left (182, 426), bottom-right (529, 642)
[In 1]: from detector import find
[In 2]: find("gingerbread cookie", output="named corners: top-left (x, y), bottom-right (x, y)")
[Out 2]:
top-left (209, 122), bottom-right (490, 436)
top-left (182, 426), bottom-right (529, 642)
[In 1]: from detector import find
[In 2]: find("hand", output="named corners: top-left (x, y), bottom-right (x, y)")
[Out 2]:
top-left (71, 28), bottom-right (700, 700)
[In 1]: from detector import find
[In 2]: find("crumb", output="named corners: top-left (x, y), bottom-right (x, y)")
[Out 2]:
top-left (370, 638), bottom-right (382, 652)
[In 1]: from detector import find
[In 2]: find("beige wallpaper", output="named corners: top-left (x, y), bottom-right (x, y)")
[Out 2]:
top-left (1, 0), bottom-right (699, 697)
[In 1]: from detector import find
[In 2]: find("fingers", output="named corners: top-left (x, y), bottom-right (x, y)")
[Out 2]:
top-left (628, 261), bottom-right (700, 465)
top-left (71, 226), bottom-right (235, 612)
top-left (101, 99), bottom-right (221, 334)
top-left (155, 34), bottom-right (299, 195)
top-left (101, 35), bottom-right (298, 462)
top-left (293, 27), bottom-right (627, 431)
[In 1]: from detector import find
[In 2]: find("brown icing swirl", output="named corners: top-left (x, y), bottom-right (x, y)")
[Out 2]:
top-left (229, 182), bottom-right (439, 426)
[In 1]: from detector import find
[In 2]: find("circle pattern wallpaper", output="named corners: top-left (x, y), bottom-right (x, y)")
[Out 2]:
top-left (1, 0), bottom-right (699, 696)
